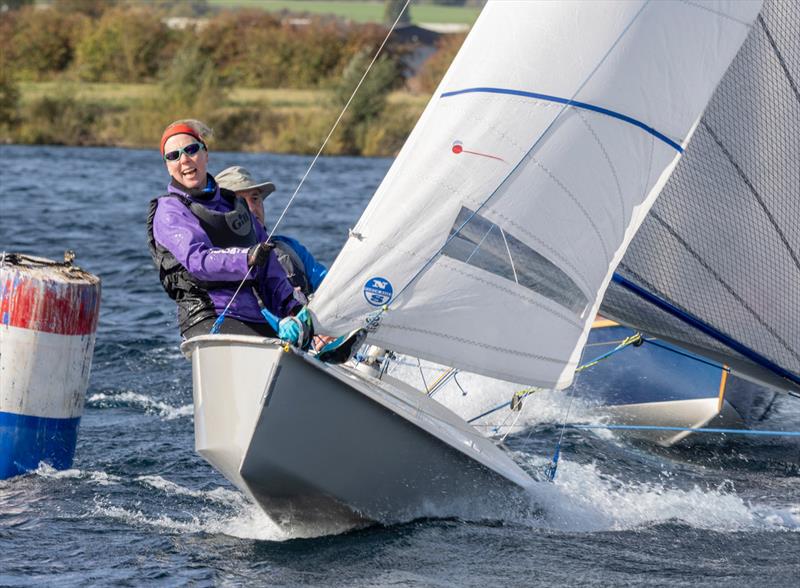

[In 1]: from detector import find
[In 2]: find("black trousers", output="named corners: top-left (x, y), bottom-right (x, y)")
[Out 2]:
top-left (182, 317), bottom-right (278, 340)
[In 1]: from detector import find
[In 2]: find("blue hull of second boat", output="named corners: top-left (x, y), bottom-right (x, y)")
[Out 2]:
top-left (0, 411), bottom-right (81, 479)
top-left (570, 324), bottom-right (775, 445)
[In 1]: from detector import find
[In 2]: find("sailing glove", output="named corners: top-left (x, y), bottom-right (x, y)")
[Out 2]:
top-left (247, 241), bottom-right (274, 267)
top-left (278, 306), bottom-right (314, 349)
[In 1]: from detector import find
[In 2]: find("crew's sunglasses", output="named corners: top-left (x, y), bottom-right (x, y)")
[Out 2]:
top-left (164, 142), bottom-right (205, 162)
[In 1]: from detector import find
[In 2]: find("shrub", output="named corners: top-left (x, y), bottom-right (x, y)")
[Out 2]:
top-left (75, 8), bottom-right (176, 82)
top-left (207, 107), bottom-right (276, 152)
top-left (53, 0), bottom-right (114, 19)
top-left (359, 105), bottom-right (417, 157)
top-left (0, 16), bottom-right (20, 134)
top-left (158, 44), bottom-right (226, 117)
top-left (269, 109), bottom-right (347, 155)
top-left (73, 6), bottom-right (175, 82)
top-left (330, 51), bottom-right (398, 153)
top-left (199, 12), bottom-right (393, 90)
top-left (16, 85), bottom-right (103, 145)
top-left (0, 57), bottom-right (21, 134)
top-left (7, 6), bottom-right (89, 80)
top-left (412, 33), bottom-right (466, 94)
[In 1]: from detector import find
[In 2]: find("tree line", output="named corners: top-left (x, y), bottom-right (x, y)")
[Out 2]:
top-left (0, 2), bottom-right (465, 155)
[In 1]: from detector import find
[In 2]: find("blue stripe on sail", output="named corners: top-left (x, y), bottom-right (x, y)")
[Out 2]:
top-left (611, 273), bottom-right (800, 387)
top-left (440, 87), bottom-right (684, 153)
top-left (0, 411), bottom-right (81, 479)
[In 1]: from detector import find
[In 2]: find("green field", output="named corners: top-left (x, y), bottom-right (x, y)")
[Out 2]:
top-left (18, 82), bottom-right (429, 111)
top-left (207, 1), bottom-right (481, 25)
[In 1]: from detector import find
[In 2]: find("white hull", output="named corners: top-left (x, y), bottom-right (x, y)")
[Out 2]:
top-left (182, 335), bottom-right (535, 533)
top-left (597, 398), bottom-right (746, 447)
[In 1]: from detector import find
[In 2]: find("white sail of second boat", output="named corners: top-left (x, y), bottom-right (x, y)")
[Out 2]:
top-left (310, 0), bottom-right (762, 388)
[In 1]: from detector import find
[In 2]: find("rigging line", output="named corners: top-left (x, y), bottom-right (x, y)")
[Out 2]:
top-left (451, 372), bottom-right (468, 396)
top-left (207, 2), bottom-right (409, 332)
top-left (611, 272), bottom-right (800, 386)
top-left (464, 225), bottom-right (494, 264)
top-left (416, 357), bottom-right (430, 393)
top-left (209, 266), bottom-right (253, 334)
top-left (499, 227), bottom-right (518, 284)
top-left (575, 333), bottom-right (642, 372)
top-left (265, 0), bottom-right (411, 243)
top-left (498, 402), bottom-right (527, 443)
top-left (468, 334), bottom-right (641, 423)
top-left (571, 424), bottom-right (800, 437)
top-left (640, 338), bottom-right (729, 371)
top-left (546, 394), bottom-right (575, 482)
top-left (427, 367), bottom-right (458, 397)
top-left (375, 0), bottom-right (652, 319)
top-left (467, 387), bottom-right (540, 424)
top-left (493, 388), bottom-right (534, 435)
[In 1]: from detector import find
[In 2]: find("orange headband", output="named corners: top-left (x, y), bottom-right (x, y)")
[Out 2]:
top-left (160, 124), bottom-right (204, 155)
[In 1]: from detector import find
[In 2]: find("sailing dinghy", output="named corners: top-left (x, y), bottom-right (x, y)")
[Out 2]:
top-left (182, 0), bottom-right (800, 531)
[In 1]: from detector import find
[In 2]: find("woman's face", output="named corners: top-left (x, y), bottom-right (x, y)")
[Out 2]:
top-left (163, 133), bottom-right (208, 190)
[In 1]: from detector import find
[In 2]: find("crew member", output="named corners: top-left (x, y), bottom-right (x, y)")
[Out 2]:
top-left (146, 119), bottom-right (312, 345)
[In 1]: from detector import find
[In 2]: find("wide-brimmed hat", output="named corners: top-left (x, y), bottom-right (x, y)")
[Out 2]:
top-left (215, 166), bottom-right (276, 198)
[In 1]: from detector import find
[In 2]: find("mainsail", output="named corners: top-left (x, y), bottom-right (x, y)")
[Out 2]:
top-left (310, 0), bottom-right (762, 388)
top-left (601, 0), bottom-right (800, 393)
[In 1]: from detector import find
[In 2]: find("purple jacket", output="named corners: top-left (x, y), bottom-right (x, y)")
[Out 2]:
top-left (152, 181), bottom-right (301, 324)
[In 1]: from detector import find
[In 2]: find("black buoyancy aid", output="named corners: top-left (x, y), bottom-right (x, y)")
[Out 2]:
top-left (146, 188), bottom-right (260, 334)
top-left (186, 191), bottom-right (257, 248)
top-left (272, 239), bottom-right (311, 296)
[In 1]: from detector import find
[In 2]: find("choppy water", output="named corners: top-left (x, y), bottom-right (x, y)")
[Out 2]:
top-left (1, 145), bottom-right (799, 586)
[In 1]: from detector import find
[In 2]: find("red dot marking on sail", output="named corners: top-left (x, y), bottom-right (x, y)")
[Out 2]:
top-left (451, 140), bottom-right (504, 162)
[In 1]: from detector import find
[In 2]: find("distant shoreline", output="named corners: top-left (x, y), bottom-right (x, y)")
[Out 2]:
top-left (6, 83), bottom-right (431, 157)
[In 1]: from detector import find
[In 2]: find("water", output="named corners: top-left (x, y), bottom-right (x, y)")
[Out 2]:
top-left (1, 145), bottom-right (799, 586)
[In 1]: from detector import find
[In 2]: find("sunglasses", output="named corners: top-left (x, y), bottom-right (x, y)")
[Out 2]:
top-left (164, 142), bottom-right (205, 162)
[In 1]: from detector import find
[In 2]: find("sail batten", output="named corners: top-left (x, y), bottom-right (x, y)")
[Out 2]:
top-left (311, 0), bottom-right (763, 388)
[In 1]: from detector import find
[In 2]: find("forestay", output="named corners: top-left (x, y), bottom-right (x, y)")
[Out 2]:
top-left (310, 0), bottom-right (762, 388)
top-left (602, 0), bottom-right (800, 393)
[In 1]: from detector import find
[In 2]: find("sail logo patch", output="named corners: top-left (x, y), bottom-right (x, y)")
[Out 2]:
top-left (363, 277), bottom-right (393, 306)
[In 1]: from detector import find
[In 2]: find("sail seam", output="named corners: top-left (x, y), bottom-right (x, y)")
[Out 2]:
top-left (701, 120), bottom-right (800, 274)
top-left (366, 239), bottom-right (585, 329)
top-left (758, 13), bottom-right (800, 105)
top-left (637, 211), bottom-right (800, 363)
top-left (437, 257), bottom-right (583, 328)
top-left (440, 87), bottom-right (683, 152)
top-left (575, 109), bottom-right (627, 240)
top-left (531, 157), bottom-right (612, 265)
top-left (383, 2), bottom-right (651, 317)
top-left (380, 323), bottom-right (568, 364)
top-left (681, 0), bottom-right (757, 27)
top-left (326, 315), bottom-right (573, 365)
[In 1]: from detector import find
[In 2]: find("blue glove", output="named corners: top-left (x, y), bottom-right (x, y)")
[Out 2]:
top-left (278, 307), bottom-right (313, 348)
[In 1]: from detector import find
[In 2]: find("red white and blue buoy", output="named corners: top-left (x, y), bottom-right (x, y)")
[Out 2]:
top-left (0, 252), bottom-right (101, 479)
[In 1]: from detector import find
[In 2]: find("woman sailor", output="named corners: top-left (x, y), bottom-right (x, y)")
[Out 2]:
top-left (146, 119), bottom-right (312, 345)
